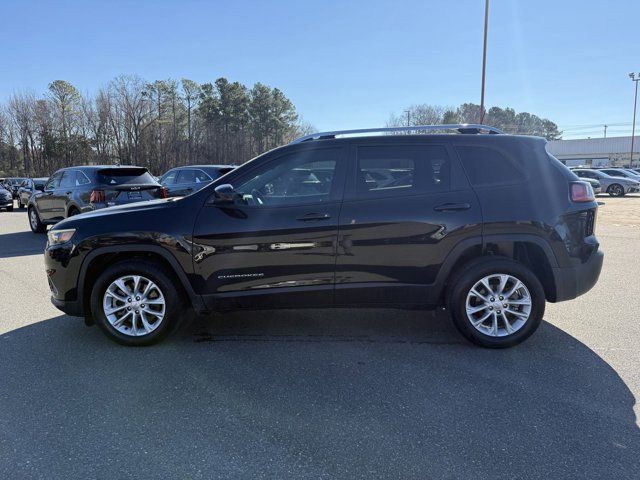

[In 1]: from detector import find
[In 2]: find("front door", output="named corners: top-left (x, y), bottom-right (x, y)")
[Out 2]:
top-left (192, 146), bottom-right (347, 310)
top-left (335, 142), bottom-right (483, 306)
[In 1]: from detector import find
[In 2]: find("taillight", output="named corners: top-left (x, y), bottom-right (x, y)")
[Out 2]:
top-left (159, 187), bottom-right (168, 199)
top-left (570, 181), bottom-right (595, 203)
top-left (89, 189), bottom-right (106, 203)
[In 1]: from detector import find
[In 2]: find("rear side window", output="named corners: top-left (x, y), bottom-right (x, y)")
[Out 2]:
top-left (97, 168), bottom-right (156, 186)
top-left (75, 171), bottom-right (92, 186)
top-left (59, 171), bottom-right (76, 188)
top-left (356, 145), bottom-right (450, 198)
top-left (161, 170), bottom-right (178, 185)
top-left (457, 145), bottom-right (526, 187)
top-left (177, 169), bottom-right (211, 184)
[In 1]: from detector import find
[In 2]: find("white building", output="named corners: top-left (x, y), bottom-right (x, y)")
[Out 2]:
top-left (546, 136), bottom-right (640, 168)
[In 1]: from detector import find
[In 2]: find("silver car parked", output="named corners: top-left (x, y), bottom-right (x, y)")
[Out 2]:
top-left (572, 168), bottom-right (640, 197)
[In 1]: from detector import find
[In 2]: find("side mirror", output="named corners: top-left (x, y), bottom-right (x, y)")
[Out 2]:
top-left (213, 184), bottom-right (240, 204)
top-left (35, 184), bottom-right (45, 192)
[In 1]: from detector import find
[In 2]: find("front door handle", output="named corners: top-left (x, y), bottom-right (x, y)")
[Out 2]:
top-left (296, 212), bottom-right (331, 221)
top-left (433, 202), bottom-right (471, 212)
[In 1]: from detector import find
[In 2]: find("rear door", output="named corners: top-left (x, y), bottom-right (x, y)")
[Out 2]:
top-left (335, 142), bottom-right (482, 306)
top-left (36, 171), bottom-right (63, 220)
top-left (192, 146), bottom-right (347, 310)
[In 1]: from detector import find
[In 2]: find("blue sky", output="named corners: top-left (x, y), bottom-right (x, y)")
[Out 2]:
top-left (1, 0), bottom-right (638, 139)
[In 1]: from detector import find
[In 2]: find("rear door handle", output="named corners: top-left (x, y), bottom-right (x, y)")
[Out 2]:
top-left (297, 212), bottom-right (331, 221)
top-left (433, 202), bottom-right (471, 212)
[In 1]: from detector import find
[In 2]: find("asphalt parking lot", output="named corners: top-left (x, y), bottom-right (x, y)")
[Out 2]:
top-left (1, 198), bottom-right (639, 479)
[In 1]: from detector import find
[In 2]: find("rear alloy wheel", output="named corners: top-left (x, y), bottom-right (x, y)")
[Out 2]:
top-left (608, 184), bottom-right (625, 197)
top-left (447, 258), bottom-right (545, 348)
top-left (91, 260), bottom-right (182, 346)
top-left (28, 207), bottom-right (46, 233)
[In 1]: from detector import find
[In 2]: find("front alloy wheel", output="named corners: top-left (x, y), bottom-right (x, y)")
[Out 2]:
top-left (103, 275), bottom-right (166, 337)
top-left (91, 260), bottom-right (182, 346)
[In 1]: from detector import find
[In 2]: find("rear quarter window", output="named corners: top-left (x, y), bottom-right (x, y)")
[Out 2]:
top-left (456, 145), bottom-right (526, 187)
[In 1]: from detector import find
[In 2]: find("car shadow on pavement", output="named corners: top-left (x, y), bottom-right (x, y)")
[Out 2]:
top-left (1, 311), bottom-right (638, 479)
top-left (0, 230), bottom-right (47, 258)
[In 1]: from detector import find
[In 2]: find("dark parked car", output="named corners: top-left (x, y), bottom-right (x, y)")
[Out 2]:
top-left (44, 125), bottom-right (603, 348)
top-left (0, 185), bottom-right (13, 211)
top-left (160, 165), bottom-right (234, 197)
top-left (16, 177), bottom-right (48, 209)
top-left (4, 177), bottom-right (28, 198)
top-left (581, 177), bottom-right (601, 195)
top-left (28, 165), bottom-right (165, 233)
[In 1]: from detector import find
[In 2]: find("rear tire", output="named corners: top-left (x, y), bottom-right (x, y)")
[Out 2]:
top-left (28, 207), bottom-right (46, 233)
top-left (446, 257), bottom-right (545, 348)
top-left (7, 205), bottom-right (13, 212)
top-left (90, 260), bottom-right (183, 346)
top-left (608, 184), bottom-right (625, 197)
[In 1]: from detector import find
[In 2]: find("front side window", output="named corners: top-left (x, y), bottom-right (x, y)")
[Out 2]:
top-left (355, 145), bottom-right (451, 198)
top-left (234, 149), bottom-right (341, 206)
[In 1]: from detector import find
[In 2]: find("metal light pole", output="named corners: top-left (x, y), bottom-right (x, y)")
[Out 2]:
top-left (629, 73), bottom-right (640, 166)
top-left (479, 0), bottom-right (489, 124)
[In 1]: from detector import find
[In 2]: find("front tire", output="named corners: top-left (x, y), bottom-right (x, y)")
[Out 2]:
top-left (28, 207), bottom-right (46, 233)
top-left (446, 257), bottom-right (545, 348)
top-left (90, 260), bottom-right (183, 346)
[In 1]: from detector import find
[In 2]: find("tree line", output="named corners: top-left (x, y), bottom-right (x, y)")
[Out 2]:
top-left (388, 103), bottom-right (562, 140)
top-left (0, 76), bottom-right (313, 177)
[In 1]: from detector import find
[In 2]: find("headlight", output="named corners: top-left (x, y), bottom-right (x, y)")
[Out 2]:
top-left (47, 228), bottom-right (76, 245)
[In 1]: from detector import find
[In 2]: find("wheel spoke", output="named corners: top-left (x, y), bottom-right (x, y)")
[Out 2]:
top-left (497, 275), bottom-right (509, 295)
top-left (506, 298), bottom-right (531, 306)
top-left (466, 304), bottom-right (489, 315)
top-left (501, 312), bottom-right (514, 334)
top-left (132, 275), bottom-right (141, 295)
top-left (471, 310), bottom-right (492, 327)
top-left (491, 312), bottom-right (498, 336)
top-left (504, 281), bottom-right (523, 299)
top-left (480, 277), bottom-right (493, 294)
top-left (139, 311), bottom-right (152, 333)
top-left (506, 308), bottom-right (528, 318)
top-left (105, 304), bottom-right (127, 315)
top-left (114, 279), bottom-right (130, 297)
top-left (106, 289), bottom-right (128, 302)
top-left (470, 288), bottom-right (489, 302)
top-left (113, 310), bottom-right (132, 328)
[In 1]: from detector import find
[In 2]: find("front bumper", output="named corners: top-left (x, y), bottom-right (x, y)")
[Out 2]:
top-left (45, 241), bottom-right (85, 317)
top-left (551, 249), bottom-right (604, 302)
top-left (51, 295), bottom-right (84, 316)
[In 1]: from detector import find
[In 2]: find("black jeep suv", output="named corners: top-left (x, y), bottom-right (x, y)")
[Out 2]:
top-left (44, 125), bottom-right (603, 348)
top-left (28, 165), bottom-right (165, 233)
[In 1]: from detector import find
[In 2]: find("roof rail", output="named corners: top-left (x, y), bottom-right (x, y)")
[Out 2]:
top-left (291, 124), bottom-right (504, 144)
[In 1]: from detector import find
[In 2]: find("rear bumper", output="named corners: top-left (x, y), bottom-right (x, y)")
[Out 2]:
top-left (551, 250), bottom-right (604, 302)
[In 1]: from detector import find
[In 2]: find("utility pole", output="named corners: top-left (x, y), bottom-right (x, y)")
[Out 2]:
top-left (604, 125), bottom-right (607, 138)
top-left (629, 73), bottom-right (640, 166)
top-left (405, 109), bottom-right (411, 127)
top-left (479, 0), bottom-right (489, 124)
